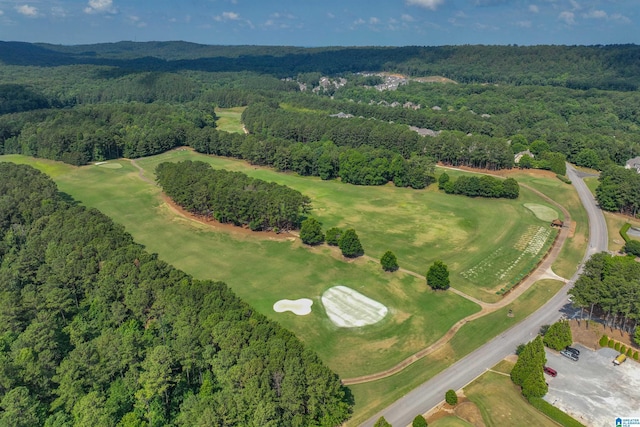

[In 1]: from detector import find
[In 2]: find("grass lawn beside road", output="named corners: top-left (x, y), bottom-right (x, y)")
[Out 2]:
top-left (464, 362), bottom-right (560, 427)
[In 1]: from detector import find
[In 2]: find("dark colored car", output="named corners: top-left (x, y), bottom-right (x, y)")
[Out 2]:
top-left (565, 346), bottom-right (580, 356)
top-left (543, 366), bottom-right (558, 377)
top-left (561, 349), bottom-right (579, 361)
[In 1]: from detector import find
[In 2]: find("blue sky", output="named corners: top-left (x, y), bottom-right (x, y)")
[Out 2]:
top-left (0, 0), bottom-right (637, 47)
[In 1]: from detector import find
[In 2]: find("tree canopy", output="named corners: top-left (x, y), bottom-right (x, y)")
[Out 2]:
top-left (427, 261), bottom-right (450, 290)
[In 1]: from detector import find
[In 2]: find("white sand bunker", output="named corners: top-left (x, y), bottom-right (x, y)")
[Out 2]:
top-left (273, 298), bottom-right (313, 315)
top-left (524, 203), bottom-right (558, 222)
top-left (321, 286), bottom-right (387, 328)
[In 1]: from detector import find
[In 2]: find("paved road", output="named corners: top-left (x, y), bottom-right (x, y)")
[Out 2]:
top-left (360, 164), bottom-right (608, 427)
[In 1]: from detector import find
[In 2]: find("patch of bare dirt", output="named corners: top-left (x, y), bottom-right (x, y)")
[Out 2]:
top-left (426, 397), bottom-right (485, 426)
top-left (570, 319), bottom-right (639, 351)
top-left (161, 194), bottom-right (295, 241)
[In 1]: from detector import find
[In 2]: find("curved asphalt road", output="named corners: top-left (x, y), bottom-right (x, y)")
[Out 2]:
top-left (360, 164), bottom-right (607, 427)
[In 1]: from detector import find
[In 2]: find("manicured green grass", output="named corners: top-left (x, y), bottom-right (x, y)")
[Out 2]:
top-left (135, 152), bottom-right (557, 303)
top-left (500, 170), bottom-right (589, 279)
top-left (604, 212), bottom-right (640, 253)
top-left (0, 154), bottom-right (75, 177)
top-left (583, 177), bottom-right (599, 196)
top-left (464, 367), bottom-right (560, 427)
top-left (214, 106), bottom-right (246, 134)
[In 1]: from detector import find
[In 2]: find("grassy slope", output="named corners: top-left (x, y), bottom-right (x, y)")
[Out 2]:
top-left (464, 362), bottom-right (560, 427)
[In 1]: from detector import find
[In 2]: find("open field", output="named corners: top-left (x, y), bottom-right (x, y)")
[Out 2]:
top-left (135, 151), bottom-right (557, 303)
top-left (464, 362), bottom-right (561, 427)
top-left (214, 106), bottom-right (246, 133)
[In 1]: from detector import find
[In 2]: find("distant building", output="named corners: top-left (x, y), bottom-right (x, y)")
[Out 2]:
top-left (625, 156), bottom-right (640, 173)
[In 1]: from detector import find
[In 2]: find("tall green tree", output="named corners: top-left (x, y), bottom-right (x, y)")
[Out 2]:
top-left (427, 261), bottom-right (450, 290)
top-left (338, 229), bottom-right (364, 258)
top-left (542, 320), bottom-right (572, 351)
top-left (412, 415), bottom-right (428, 427)
top-left (299, 217), bottom-right (325, 245)
top-left (374, 416), bottom-right (392, 427)
top-left (380, 251), bottom-right (399, 272)
top-left (325, 227), bottom-right (343, 246)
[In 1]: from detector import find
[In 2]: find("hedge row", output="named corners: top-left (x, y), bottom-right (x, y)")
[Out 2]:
top-left (600, 334), bottom-right (640, 360)
top-left (528, 397), bottom-right (586, 427)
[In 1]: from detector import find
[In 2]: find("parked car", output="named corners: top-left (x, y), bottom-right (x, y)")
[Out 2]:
top-left (543, 366), bottom-right (558, 377)
top-left (614, 354), bottom-right (627, 365)
top-left (561, 349), bottom-right (579, 361)
top-left (565, 346), bottom-right (580, 356)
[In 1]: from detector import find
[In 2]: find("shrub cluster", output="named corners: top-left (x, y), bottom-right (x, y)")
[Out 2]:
top-left (441, 174), bottom-right (519, 199)
top-left (511, 336), bottom-right (548, 399)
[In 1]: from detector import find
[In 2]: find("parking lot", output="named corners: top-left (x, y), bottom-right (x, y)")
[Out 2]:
top-left (544, 344), bottom-right (640, 427)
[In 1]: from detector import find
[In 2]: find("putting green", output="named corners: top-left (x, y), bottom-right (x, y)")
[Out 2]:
top-left (523, 203), bottom-right (558, 222)
top-left (97, 162), bottom-right (123, 169)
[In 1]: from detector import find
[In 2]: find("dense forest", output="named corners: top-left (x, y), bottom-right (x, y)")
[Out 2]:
top-left (1, 42), bottom-right (640, 183)
top-left (0, 162), bottom-right (351, 426)
top-left (156, 160), bottom-right (311, 231)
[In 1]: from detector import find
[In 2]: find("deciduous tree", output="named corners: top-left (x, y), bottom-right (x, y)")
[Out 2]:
top-left (380, 251), bottom-right (399, 272)
top-left (339, 229), bottom-right (364, 258)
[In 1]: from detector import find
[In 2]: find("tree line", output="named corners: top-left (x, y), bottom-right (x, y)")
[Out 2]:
top-left (0, 162), bottom-right (352, 426)
top-left (596, 165), bottom-right (640, 217)
top-left (4, 42), bottom-right (640, 91)
top-left (438, 172), bottom-right (520, 199)
top-left (569, 252), bottom-right (640, 342)
top-left (156, 160), bottom-right (311, 232)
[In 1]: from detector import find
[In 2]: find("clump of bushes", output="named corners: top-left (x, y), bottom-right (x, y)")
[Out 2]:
top-left (445, 389), bottom-right (458, 406)
top-left (599, 335), bottom-right (609, 347)
top-left (608, 339), bottom-right (615, 348)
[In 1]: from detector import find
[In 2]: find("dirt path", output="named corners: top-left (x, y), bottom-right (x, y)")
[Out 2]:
top-left (129, 157), bottom-right (573, 385)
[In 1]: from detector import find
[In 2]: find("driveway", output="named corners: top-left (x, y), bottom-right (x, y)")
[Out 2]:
top-left (544, 344), bottom-right (640, 427)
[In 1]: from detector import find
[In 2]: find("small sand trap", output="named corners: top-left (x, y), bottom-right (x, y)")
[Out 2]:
top-left (524, 203), bottom-right (558, 222)
top-left (321, 285), bottom-right (387, 328)
top-left (273, 298), bottom-right (313, 315)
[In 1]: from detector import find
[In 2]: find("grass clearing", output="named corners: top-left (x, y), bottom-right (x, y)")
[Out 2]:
top-left (430, 417), bottom-right (474, 427)
top-left (214, 106), bottom-right (246, 133)
top-left (134, 152), bottom-right (559, 303)
top-left (464, 362), bottom-right (560, 427)
top-left (604, 212), bottom-right (640, 253)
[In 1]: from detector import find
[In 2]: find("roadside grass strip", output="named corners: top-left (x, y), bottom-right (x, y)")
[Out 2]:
top-left (321, 286), bottom-right (388, 328)
top-left (273, 298), bottom-right (313, 315)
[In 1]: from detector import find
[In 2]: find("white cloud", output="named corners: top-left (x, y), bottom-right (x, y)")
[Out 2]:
top-left (516, 20), bottom-right (532, 28)
top-left (0, 10), bottom-right (4, 16)
top-left (610, 13), bottom-right (630, 24)
top-left (16, 4), bottom-right (38, 17)
top-left (406, 0), bottom-right (444, 11)
top-left (84, 0), bottom-right (116, 14)
top-left (558, 11), bottom-right (575, 25)
top-left (51, 6), bottom-right (67, 18)
top-left (583, 9), bottom-right (606, 19)
top-left (569, 0), bottom-right (581, 11)
top-left (401, 13), bottom-right (415, 22)
top-left (214, 11), bottom-right (240, 21)
top-left (353, 18), bottom-right (365, 25)
top-left (529, 5), bottom-right (539, 13)
top-left (369, 17), bottom-right (379, 24)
